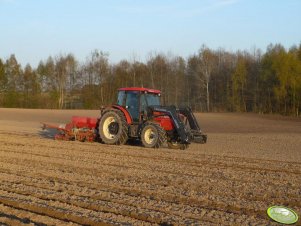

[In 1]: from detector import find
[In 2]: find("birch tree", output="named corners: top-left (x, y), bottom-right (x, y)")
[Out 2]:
top-left (198, 45), bottom-right (217, 112)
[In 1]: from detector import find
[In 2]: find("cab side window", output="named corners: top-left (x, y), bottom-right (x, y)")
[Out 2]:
top-left (126, 92), bottom-right (138, 108)
top-left (117, 91), bottom-right (125, 106)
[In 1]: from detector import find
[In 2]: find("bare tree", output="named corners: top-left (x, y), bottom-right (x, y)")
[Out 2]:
top-left (197, 45), bottom-right (217, 112)
top-left (54, 54), bottom-right (77, 109)
top-left (0, 59), bottom-right (6, 96)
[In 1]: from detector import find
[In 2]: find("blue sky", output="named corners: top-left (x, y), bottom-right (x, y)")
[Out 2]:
top-left (0, 0), bottom-right (300, 67)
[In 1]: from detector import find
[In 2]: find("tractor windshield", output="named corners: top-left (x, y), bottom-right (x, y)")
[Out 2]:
top-left (145, 93), bottom-right (160, 106)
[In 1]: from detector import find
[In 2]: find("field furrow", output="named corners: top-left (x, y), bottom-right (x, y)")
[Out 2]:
top-left (0, 110), bottom-right (300, 225)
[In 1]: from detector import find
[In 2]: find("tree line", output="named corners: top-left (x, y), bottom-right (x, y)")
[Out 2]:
top-left (0, 43), bottom-right (301, 116)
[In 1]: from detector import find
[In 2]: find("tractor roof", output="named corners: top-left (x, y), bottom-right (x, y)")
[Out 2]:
top-left (118, 87), bottom-right (161, 94)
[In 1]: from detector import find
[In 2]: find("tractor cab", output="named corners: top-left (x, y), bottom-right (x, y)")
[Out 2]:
top-left (117, 87), bottom-right (161, 122)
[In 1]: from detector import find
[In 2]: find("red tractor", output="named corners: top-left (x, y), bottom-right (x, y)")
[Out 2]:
top-left (97, 87), bottom-right (207, 150)
top-left (42, 87), bottom-right (207, 150)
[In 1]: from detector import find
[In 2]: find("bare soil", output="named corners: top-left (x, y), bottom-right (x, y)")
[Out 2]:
top-left (0, 108), bottom-right (300, 225)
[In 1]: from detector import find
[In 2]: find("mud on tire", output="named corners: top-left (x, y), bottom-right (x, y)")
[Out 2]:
top-left (141, 122), bottom-right (166, 148)
top-left (99, 110), bottom-right (128, 145)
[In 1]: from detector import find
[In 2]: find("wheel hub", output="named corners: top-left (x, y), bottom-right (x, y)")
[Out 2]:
top-left (108, 122), bottom-right (119, 134)
top-left (144, 128), bottom-right (156, 144)
top-left (103, 116), bottom-right (117, 139)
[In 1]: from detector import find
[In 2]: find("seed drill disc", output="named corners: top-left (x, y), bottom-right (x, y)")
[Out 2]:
top-left (267, 206), bottom-right (298, 224)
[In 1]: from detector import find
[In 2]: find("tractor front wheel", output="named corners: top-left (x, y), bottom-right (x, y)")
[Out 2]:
top-left (99, 110), bottom-right (128, 145)
top-left (141, 123), bottom-right (166, 148)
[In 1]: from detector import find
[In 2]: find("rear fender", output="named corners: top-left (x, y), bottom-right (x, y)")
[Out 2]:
top-left (106, 105), bottom-right (133, 124)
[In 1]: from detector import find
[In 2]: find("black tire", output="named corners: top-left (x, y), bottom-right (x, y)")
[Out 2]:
top-left (99, 110), bottom-right (128, 145)
top-left (141, 122), bottom-right (166, 148)
top-left (167, 141), bottom-right (189, 150)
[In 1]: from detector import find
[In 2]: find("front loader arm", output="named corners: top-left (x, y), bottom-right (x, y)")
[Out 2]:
top-left (178, 107), bottom-right (207, 143)
top-left (150, 106), bottom-right (190, 144)
top-left (149, 106), bottom-right (207, 144)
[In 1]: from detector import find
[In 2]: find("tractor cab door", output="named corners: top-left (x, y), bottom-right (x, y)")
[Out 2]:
top-left (125, 91), bottom-right (139, 122)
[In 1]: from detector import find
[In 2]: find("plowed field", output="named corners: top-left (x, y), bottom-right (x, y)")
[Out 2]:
top-left (0, 108), bottom-right (301, 225)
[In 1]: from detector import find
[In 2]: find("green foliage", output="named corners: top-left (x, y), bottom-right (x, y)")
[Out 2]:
top-left (259, 44), bottom-right (301, 115)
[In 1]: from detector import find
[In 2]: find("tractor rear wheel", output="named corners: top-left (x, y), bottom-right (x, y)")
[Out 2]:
top-left (167, 141), bottom-right (189, 150)
top-left (141, 122), bottom-right (166, 148)
top-left (99, 110), bottom-right (128, 145)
